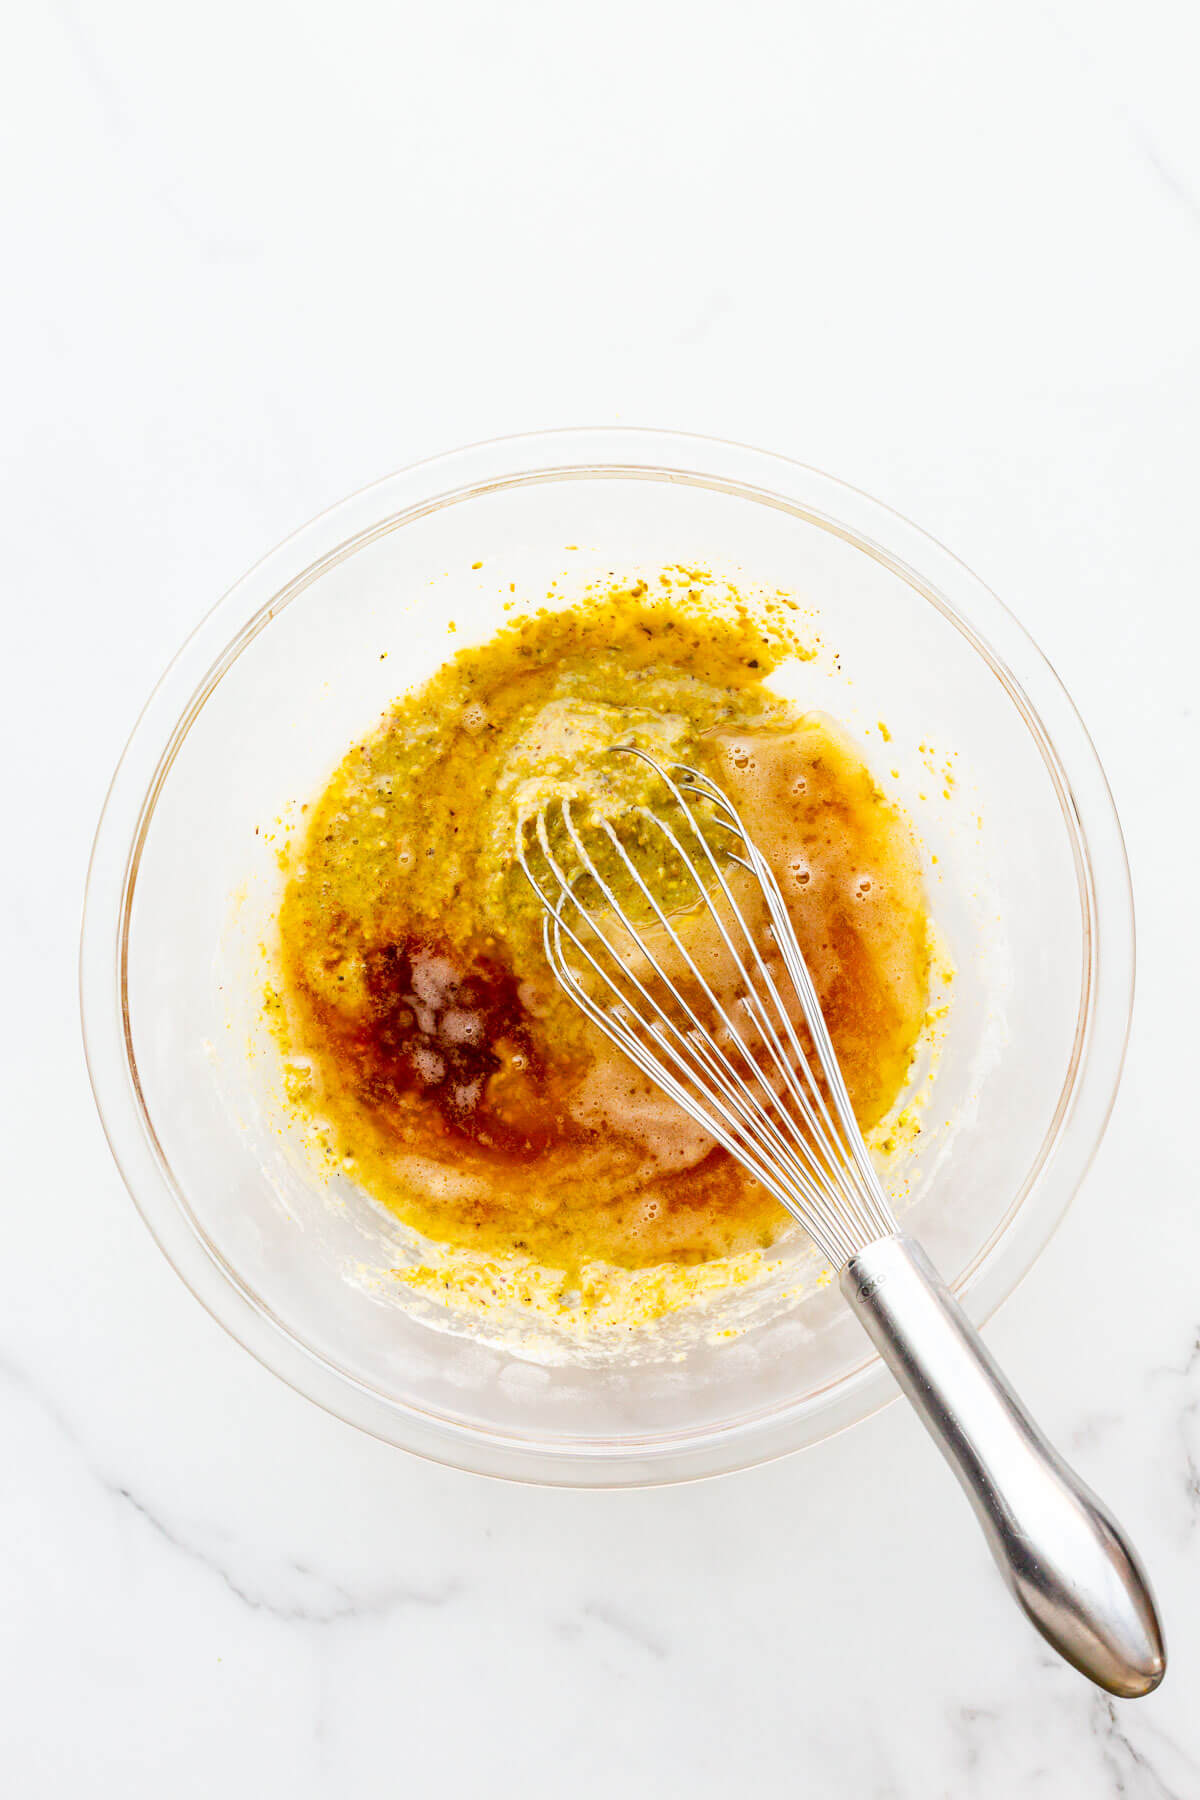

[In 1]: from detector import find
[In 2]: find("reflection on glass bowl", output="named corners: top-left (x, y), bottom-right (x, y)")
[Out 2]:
top-left (81, 429), bottom-right (1133, 1485)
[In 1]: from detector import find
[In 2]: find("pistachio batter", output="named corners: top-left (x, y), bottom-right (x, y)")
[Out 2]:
top-left (271, 581), bottom-right (931, 1280)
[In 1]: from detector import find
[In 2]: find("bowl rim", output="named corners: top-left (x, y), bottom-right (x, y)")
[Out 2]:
top-left (80, 425), bottom-right (1135, 1486)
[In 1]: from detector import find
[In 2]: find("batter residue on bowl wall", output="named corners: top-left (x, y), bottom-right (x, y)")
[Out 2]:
top-left (265, 570), bottom-right (934, 1334)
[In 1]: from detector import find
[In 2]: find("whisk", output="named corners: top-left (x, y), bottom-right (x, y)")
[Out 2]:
top-left (518, 749), bottom-right (1165, 1697)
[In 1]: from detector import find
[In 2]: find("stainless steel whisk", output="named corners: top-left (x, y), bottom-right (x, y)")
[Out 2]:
top-left (519, 749), bottom-right (1165, 1697)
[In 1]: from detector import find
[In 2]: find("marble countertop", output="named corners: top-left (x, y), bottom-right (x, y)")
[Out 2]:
top-left (5, 0), bottom-right (1200, 1792)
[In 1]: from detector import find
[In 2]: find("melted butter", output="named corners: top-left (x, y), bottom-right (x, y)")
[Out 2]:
top-left (272, 581), bottom-right (931, 1286)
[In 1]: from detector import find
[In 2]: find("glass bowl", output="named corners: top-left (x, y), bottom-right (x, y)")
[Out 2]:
top-left (81, 428), bottom-right (1133, 1485)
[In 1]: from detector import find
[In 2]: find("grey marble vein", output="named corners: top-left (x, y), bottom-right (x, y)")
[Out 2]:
top-left (1039, 2), bottom-right (1200, 240)
top-left (1151, 1327), bottom-right (1200, 1534)
top-left (51, 0), bottom-right (133, 146)
top-left (1089, 1694), bottom-right (1193, 1800)
top-left (114, 1484), bottom-right (461, 1627)
top-left (1125, 122), bottom-right (1200, 239)
top-left (556, 1599), bottom-right (669, 1661)
top-left (0, 1349), bottom-right (460, 1629)
top-left (580, 1598), bottom-right (669, 1660)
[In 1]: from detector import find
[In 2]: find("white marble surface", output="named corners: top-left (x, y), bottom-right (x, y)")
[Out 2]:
top-left (4, 0), bottom-right (1200, 1791)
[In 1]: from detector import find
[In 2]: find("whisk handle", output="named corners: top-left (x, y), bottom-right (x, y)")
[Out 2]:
top-left (841, 1234), bottom-right (1165, 1697)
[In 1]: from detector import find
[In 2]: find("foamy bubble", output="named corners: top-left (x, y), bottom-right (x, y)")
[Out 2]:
top-left (411, 951), bottom-right (458, 1006)
top-left (441, 1007), bottom-right (484, 1046)
top-left (391, 1154), bottom-right (485, 1201)
top-left (569, 1045), bottom-right (715, 1171)
top-left (411, 1045), bottom-right (445, 1085)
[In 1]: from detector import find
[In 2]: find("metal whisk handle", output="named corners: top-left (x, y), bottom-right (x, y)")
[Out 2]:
top-left (841, 1235), bottom-right (1166, 1697)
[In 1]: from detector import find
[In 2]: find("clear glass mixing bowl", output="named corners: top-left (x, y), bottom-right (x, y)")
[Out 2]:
top-left (81, 429), bottom-right (1133, 1485)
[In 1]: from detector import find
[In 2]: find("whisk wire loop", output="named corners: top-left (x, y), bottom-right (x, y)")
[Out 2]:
top-left (671, 760), bottom-right (893, 1229)
top-left (532, 813), bottom-right (851, 1241)
top-left (517, 750), bottom-right (897, 1264)
top-left (621, 755), bottom-right (875, 1207)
